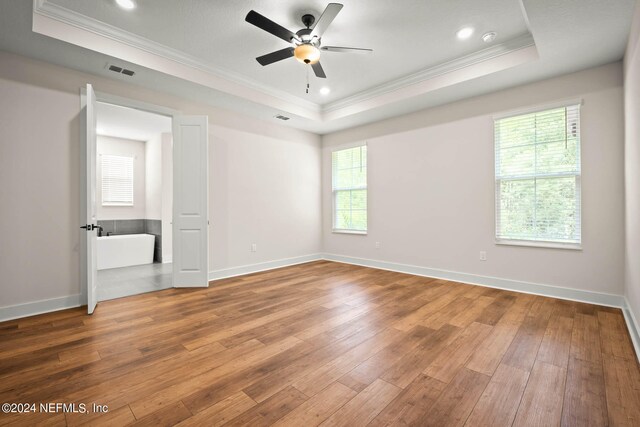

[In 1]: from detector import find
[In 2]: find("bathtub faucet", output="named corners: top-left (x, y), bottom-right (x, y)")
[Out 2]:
top-left (97, 225), bottom-right (103, 237)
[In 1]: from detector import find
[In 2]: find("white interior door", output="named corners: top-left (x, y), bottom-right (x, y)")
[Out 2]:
top-left (172, 116), bottom-right (209, 287)
top-left (80, 84), bottom-right (98, 313)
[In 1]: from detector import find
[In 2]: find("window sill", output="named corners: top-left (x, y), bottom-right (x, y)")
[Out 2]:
top-left (332, 230), bottom-right (367, 235)
top-left (495, 239), bottom-right (582, 251)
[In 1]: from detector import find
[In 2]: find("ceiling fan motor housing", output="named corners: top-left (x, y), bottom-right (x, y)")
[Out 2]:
top-left (296, 28), bottom-right (318, 44)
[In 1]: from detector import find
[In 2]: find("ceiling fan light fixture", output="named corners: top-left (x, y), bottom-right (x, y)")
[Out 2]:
top-left (294, 44), bottom-right (321, 64)
top-left (246, 4), bottom-right (370, 79)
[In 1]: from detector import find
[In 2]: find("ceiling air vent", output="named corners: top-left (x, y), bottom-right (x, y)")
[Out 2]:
top-left (107, 63), bottom-right (135, 77)
top-left (274, 114), bottom-right (290, 121)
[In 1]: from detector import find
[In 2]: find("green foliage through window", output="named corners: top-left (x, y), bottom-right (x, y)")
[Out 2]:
top-left (495, 105), bottom-right (581, 244)
top-left (332, 146), bottom-right (367, 232)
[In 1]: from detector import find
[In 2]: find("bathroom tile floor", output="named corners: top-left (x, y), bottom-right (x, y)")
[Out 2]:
top-left (98, 262), bottom-right (172, 301)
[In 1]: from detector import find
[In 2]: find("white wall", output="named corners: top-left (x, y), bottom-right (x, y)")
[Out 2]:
top-left (0, 63), bottom-right (80, 309)
top-left (144, 132), bottom-right (162, 220)
top-left (624, 3), bottom-right (640, 328)
top-left (209, 125), bottom-right (321, 271)
top-left (0, 51), bottom-right (321, 312)
top-left (0, 46), bottom-right (627, 319)
top-left (97, 135), bottom-right (146, 220)
top-left (322, 62), bottom-right (625, 296)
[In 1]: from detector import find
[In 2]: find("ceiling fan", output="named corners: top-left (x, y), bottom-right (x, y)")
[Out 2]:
top-left (245, 3), bottom-right (373, 79)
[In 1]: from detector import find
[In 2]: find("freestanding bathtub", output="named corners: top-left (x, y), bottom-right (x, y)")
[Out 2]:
top-left (97, 234), bottom-right (155, 270)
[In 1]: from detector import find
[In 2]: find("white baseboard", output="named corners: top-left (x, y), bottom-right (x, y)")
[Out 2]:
top-left (622, 298), bottom-right (640, 362)
top-left (0, 254), bottom-right (323, 322)
top-left (208, 253), bottom-right (323, 282)
top-left (323, 253), bottom-right (640, 362)
top-left (0, 294), bottom-right (83, 322)
top-left (323, 253), bottom-right (624, 307)
top-left (2, 252), bottom-right (638, 363)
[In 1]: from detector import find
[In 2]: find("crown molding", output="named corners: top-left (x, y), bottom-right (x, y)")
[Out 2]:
top-left (322, 33), bottom-right (535, 114)
top-left (33, 0), bottom-right (320, 114)
top-left (33, 0), bottom-right (537, 124)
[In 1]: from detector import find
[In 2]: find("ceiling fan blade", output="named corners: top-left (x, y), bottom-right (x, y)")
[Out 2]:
top-left (310, 3), bottom-right (343, 38)
top-left (311, 62), bottom-right (327, 78)
top-left (256, 47), bottom-right (295, 66)
top-left (246, 10), bottom-right (298, 43)
top-left (321, 46), bottom-right (373, 54)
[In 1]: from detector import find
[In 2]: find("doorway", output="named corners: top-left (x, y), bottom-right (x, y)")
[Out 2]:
top-left (80, 85), bottom-right (210, 314)
top-left (95, 102), bottom-right (173, 301)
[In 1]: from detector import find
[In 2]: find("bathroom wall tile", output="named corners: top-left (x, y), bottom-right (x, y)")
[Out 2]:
top-left (153, 235), bottom-right (162, 263)
top-left (115, 219), bottom-right (145, 235)
top-left (145, 219), bottom-right (162, 235)
top-left (143, 219), bottom-right (163, 263)
top-left (97, 220), bottom-right (115, 235)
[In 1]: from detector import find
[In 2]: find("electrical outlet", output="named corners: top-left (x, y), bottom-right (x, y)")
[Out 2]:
top-left (479, 251), bottom-right (487, 261)
top-left (375, 242), bottom-right (381, 249)
top-left (251, 243), bottom-right (257, 252)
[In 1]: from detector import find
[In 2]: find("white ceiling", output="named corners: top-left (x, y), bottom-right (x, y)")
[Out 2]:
top-left (45, 0), bottom-right (530, 105)
top-left (0, 0), bottom-right (636, 134)
top-left (96, 102), bottom-right (172, 141)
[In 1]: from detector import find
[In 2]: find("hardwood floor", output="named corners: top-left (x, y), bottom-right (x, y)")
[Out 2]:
top-left (0, 260), bottom-right (638, 426)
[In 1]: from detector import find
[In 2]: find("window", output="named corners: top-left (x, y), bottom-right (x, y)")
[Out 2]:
top-left (101, 154), bottom-right (134, 206)
top-left (495, 103), bottom-right (581, 247)
top-left (332, 145), bottom-right (367, 233)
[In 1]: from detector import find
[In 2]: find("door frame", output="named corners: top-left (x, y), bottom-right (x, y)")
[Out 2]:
top-left (94, 91), bottom-right (181, 118)
top-left (82, 90), bottom-right (196, 300)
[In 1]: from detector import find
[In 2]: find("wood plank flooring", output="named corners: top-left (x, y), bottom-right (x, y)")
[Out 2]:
top-left (0, 260), bottom-right (639, 426)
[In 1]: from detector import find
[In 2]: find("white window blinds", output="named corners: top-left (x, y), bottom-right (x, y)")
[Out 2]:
top-left (332, 145), bottom-right (367, 232)
top-left (495, 104), bottom-right (581, 245)
top-left (101, 154), bottom-right (134, 206)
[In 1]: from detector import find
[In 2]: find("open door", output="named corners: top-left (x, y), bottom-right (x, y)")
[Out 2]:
top-left (80, 84), bottom-right (98, 313)
top-left (172, 116), bottom-right (209, 287)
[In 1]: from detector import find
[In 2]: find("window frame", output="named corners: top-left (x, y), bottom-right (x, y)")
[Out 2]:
top-left (331, 144), bottom-right (368, 235)
top-left (493, 100), bottom-right (582, 250)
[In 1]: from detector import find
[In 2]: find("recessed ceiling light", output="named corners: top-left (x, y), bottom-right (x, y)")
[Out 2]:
top-left (482, 31), bottom-right (497, 43)
top-left (320, 87), bottom-right (330, 95)
top-left (456, 27), bottom-right (474, 40)
top-left (115, 0), bottom-right (136, 10)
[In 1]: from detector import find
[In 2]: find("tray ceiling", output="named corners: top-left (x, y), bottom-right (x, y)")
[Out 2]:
top-left (45, 0), bottom-right (531, 105)
top-left (0, 0), bottom-right (634, 133)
